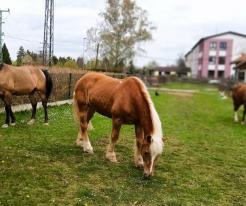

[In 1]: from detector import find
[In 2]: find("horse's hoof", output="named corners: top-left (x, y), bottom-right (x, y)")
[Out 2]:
top-left (106, 152), bottom-right (117, 163)
top-left (27, 119), bottom-right (35, 125)
top-left (83, 148), bottom-right (94, 154)
top-left (44, 122), bottom-right (49, 126)
top-left (241, 121), bottom-right (245, 125)
top-left (10, 122), bottom-right (16, 126)
top-left (2, 124), bottom-right (9, 128)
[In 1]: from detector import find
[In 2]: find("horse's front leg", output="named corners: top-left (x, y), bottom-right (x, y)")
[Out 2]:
top-left (76, 105), bottom-right (94, 154)
top-left (241, 104), bottom-right (246, 125)
top-left (134, 124), bottom-right (144, 167)
top-left (106, 118), bottom-right (122, 163)
top-left (1, 93), bottom-right (12, 128)
top-left (2, 105), bottom-right (11, 128)
top-left (233, 99), bottom-right (240, 123)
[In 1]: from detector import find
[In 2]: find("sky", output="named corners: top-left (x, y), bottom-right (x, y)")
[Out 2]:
top-left (0, 0), bottom-right (246, 67)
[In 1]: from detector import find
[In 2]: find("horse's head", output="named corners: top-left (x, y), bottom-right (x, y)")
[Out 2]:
top-left (141, 135), bottom-right (163, 177)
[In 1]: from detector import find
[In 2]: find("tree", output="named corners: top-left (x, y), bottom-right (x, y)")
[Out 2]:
top-left (176, 57), bottom-right (191, 77)
top-left (22, 54), bottom-right (33, 65)
top-left (2, 43), bottom-right (12, 64)
top-left (128, 60), bottom-right (136, 74)
top-left (87, 0), bottom-right (154, 71)
top-left (145, 60), bottom-right (159, 69)
top-left (52, 56), bottom-right (58, 65)
top-left (16, 46), bottom-right (25, 66)
top-left (64, 59), bottom-right (79, 69)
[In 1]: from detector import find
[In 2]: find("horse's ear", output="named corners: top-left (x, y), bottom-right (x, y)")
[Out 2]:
top-left (145, 135), bottom-right (152, 144)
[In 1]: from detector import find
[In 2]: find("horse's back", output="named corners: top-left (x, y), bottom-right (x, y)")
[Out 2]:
top-left (0, 64), bottom-right (46, 94)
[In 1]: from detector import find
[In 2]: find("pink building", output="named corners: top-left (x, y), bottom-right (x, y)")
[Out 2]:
top-left (185, 31), bottom-right (246, 79)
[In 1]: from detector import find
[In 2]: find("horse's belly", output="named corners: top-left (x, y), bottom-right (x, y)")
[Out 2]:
top-left (91, 103), bottom-right (112, 118)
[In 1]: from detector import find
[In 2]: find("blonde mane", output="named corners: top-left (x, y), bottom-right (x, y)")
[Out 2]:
top-left (133, 77), bottom-right (163, 152)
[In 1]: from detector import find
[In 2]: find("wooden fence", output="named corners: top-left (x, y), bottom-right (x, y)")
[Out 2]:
top-left (0, 71), bottom-right (126, 107)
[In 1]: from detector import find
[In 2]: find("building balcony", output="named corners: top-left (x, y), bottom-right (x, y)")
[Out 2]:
top-left (208, 65), bottom-right (216, 70)
top-left (218, 65), bottom-right (225, 70)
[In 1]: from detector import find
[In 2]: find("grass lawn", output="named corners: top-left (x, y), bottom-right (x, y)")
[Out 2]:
top-left (161, 82), bottom-right (217, 91)
top-left (0, 85), bottom-right (246, 205)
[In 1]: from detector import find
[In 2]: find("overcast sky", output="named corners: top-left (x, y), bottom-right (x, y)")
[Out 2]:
top-left (1, 0), bottom-right (245, 66)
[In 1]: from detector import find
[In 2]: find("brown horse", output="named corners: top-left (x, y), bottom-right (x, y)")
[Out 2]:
top-left (73, 72), bottom-right (164, 177)
top-left (232, 83), bottom-right (246, 124)
top-left (0, 64), bottom-right (53, 128)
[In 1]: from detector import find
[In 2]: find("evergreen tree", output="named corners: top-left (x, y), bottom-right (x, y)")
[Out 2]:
top-left (2, 43), bottom-right (12, 64)
top-left (16, 46), bottom-right (25, 66)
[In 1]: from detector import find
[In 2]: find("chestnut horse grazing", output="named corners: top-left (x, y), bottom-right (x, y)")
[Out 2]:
top-left (73, 72), bottom-right (164, 177)
top-left (0, 64), bottom-right (53, 128)
top-left (232, 83), bottom-right (246, 124)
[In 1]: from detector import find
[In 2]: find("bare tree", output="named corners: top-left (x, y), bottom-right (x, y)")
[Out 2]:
top-left (86, 0), bottom-right (155, 71)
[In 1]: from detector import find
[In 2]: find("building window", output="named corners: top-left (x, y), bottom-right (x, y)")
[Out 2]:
top-left (210, 41), bottom-right (217, 50)
top-left (238, 71), bottom-right (245, 81)
top-left (208, 56), bottom-right (216, 64)
top-left (218, 57), bottom-right (226, 65)
top-left (220, 42), bottom-right (227, 50)
top-left (218, 71), bottom-right (224, 78)
top-left (208, 70), bottom-right (215, 78)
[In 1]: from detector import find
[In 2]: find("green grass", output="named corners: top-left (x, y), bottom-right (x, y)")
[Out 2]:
top-left (0, 86), bottom-right (246, 205)
top-left (162, 82), bottom-right (217, 91)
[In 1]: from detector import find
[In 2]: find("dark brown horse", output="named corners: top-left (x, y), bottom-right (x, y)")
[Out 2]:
top-left (232, 83), bottom-right (246, 124)
top-left (0, 64), bottom-right (53, 128)
top-left (73, 72), bottom-right (164, 177)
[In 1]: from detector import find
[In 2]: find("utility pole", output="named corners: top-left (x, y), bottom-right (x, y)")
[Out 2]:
top-left (43, 0), bottom-right (54, 68)
top-left (0, 9), bottom-right (10, 64)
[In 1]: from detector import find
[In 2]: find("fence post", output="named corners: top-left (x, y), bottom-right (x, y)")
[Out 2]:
top-left (68, 73), bottom-right (72, 99)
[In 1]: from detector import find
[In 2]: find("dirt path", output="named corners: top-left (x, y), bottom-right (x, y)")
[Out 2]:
top-left (0, 100), bottom-right (72, 114)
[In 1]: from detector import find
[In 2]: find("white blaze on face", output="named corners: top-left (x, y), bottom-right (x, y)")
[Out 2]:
top-left (234, 111), bottom-right (239, 122)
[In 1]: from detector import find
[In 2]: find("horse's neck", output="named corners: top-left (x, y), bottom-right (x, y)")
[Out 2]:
top-left (140, 96), bottom-right (162, 139)
top-left (138, 100), bottom-right (154, 136)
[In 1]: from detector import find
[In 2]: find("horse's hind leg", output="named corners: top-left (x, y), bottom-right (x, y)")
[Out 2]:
top-left (134, 124), bottom-right (144, 167)
top-left (87, 108), bottom-right (95, 131)
top-left (39, 93), bottom-right (49, 125)
top-left (106, 117), bottom-right (122, 162)
top-left (9, 106), bottom-right (16, 126)
top-left (76, 104), bottom-right (93, 153)
top-left (28, 93), bottom-right (37, 125)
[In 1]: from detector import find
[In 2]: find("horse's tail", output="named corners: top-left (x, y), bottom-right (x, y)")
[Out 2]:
top-left (73, 92), bottom-right (80, 123)
top-left (42, 69), bottom-right (53, 99)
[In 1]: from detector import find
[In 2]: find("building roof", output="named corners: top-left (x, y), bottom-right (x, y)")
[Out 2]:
top-left (232, 54), bottom-right (246, 69)
top-left (185, 31), bottom-right (246, 58)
